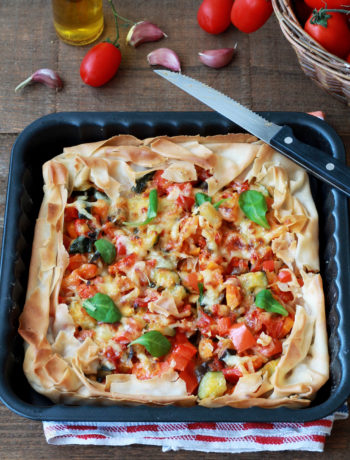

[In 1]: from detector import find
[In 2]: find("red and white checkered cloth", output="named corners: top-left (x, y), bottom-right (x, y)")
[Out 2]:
top-left (45, 109), bottom-right (342, 452)
top-left (43, 403), bottom-right (348, 452)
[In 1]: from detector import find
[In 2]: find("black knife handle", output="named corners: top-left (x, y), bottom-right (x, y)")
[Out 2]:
top-left (270, 126), bottom-right (350, 197)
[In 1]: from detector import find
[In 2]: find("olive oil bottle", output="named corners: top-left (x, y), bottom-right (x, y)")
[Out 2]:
top-left (52, 0), bottom-right (104, 46)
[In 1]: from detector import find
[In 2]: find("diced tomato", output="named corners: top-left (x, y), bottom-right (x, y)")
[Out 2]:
top-left (78, 263), bottom-right (98, 279)
top-left (109, 253), bottom-right (137, 275)
top-left (182, 273), bottom-right (200, 293)
top-left (278, 270), bottom-right (292, 283)
top-left (92, 200), bottom-right (109, 222)
top-left (271, 286), bottom-right (294, 304)
top-left (113, 334), bottom-right (131, 346)
top-left (64, 206), bottom-right (78, 222)
top-left (258, 338), bottom-right (282, 358)
top-left (226, 257), bottom-right (249, 275)
top-left (217, 317), bottom-right (233, 336)
top-left (196, 166), bottom-right (211, 182)
top-left (226, 284), bottom-right (242, 309)
top-left (115, 238), bottom-right (127, 256)
top-left (229, 323), bottom-right (256, 353)
top-left (279, 315), bottom-right (294, 338)
top-left (208, 357), bottom-right (224, 372)
top-left (176, 195), bottom-right (195, 212)
top-left (102, 221), bottom-right (118, 239)
top-left (105, 346), bottom-right (121, 369)
top-left (169, 343), bottom-right (197, 372)
top-left (262, 260), bottom-right (275, 272)
top-left (197, 310), bottom-right (217, 337)
top-left (174, 331), bottom-right (191, 345)
top-left (74, 329), bottom-right (95, 341)
top-left (77, 284), bottom-right (98, 299)
top-left (66, 221), bottom-right (79, 239)
top-left (222, 367), bottom-right (242, 384)
top-left (67, 254), bottom-right (88, 272)
top-left (233, 180), bottom-right (249, 193)
top-left (74, 219), bottom-right (90, 236)
top-left (153, 170), bottom-right (172, 195)
top-left (179, 361), bottom-right (198, 394)
top-left (297, 277), bottom-right (304, 287)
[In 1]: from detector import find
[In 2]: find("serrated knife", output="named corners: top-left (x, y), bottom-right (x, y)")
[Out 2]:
top-left (154, 69), bottom-right (350, 197)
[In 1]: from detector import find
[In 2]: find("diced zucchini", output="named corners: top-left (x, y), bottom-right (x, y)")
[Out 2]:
top-left (198, 371), bottom-right (227, 399)
top-left (238, 271), bottom-right (267, 294)
top-left (150, 268), bottom-right (180, 288)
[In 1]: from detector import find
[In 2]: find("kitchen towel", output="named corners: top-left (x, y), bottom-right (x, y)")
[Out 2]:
top-left (43, 403), bottom-right (348, 452)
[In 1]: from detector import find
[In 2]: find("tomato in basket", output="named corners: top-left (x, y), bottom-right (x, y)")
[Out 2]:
top-left (304, 0), bottom-right (350, 8)
top-left (304, 10), bottom-right (350, 59)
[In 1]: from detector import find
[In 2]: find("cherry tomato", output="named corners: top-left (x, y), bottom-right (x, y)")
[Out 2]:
top-left (231, 0), bottom-right (273, 33)
top-left (304, 0), bottom-right (350, 8)
top-left (222, 367), bottom-right (242, 384)
top-left (278, 269), bottom-right (292, 283)
top-left (80, 42), bottom-right (122, 87)
top-left (197, 0), bottom-right (234, 34)
top-left (305, 12), bottom-right (350, 58)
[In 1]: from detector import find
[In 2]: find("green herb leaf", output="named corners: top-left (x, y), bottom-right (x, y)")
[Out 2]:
top-left (124, 189), bottom-right (158, 227)
top-left (255, 289), bottom-right (288, 316)
top-left (213, 198), bottom-right (230, 209)
top-left (129, 330), bottom-right (171, 357)
top-left (238, 190), bottom-right (270, 229)
top-left (83, 293), bottom-right (122, 323)
top-left (198, 282), bottom-right (205, 306)
top-left (195, 192), bottom-right (212, 207)
top-left (69, 236), bottom-right (94, 254)
top-left (94, 238), bottom-right (116, 264)
top-left (132, 171), bottom-right (156, 194)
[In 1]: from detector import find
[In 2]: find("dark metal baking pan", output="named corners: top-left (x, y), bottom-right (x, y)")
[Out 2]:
top-left (0, 111), bottom-right (349, 422)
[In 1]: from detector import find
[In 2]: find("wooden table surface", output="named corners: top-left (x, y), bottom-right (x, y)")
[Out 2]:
top-left (1, 1), bottom-right (350, 458)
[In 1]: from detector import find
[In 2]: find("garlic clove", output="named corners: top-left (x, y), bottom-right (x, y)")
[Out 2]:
top-left (147, 48), bottom-right (181, 72)
top-left (15, 68), bottom-right (63, 92)
top-left (198, 47), bottom-right (236, 69)
top-left (126, 21), bottom-right (167, 47)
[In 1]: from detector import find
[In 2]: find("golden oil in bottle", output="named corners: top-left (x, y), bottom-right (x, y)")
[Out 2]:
top-left (51, 0), bottom-right (104, 46)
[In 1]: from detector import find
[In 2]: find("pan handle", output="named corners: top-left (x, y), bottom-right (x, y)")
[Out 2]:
top-left (271, 125), bottom-right (350, 197)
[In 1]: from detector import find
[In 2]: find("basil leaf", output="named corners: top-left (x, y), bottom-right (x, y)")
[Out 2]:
top-left (238, 190), bottom-right (270, 229)
top-left (83, 293), bottom-right (121, 323)
top-left (132, 171), bottom-right (156, 194)
top-left (198, 282), bottom-right (205, 306)
top-left (129, 331), bottom-right (171, 357)
top-left (94, 238), bottom-right (116, 264)
top-left (213, 198), bottom-right (230, 209)
top-left (195, 192), bottom-right (212, 207)
top-left (124, 189), bottom-right (158, 227)
top-left (255, 289), bottom-right (288, 316)
top-left (69, 236), bottom-right (94, 254)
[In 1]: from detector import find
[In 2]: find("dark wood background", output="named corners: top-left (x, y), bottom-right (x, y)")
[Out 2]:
top-left (0, 1), bottom-right (349, 458)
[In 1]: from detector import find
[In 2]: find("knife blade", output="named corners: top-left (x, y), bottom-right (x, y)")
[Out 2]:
top-left (154, 69), bottom-right (350, 197)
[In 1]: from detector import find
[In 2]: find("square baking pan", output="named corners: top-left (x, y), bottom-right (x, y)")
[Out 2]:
top-left (1, 111), bottom-right (349, 422)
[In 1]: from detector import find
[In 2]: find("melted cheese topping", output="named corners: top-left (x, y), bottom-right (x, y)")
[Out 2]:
top-left (60, 173), bottom-right (301, 394)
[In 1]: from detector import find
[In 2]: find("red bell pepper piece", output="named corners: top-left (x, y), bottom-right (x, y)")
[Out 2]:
top-left (229, 323), bottom-right (256, 353)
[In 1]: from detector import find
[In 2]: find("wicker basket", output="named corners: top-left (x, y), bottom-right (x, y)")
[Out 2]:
top-left (272, 0), bottom-right (350, 105)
